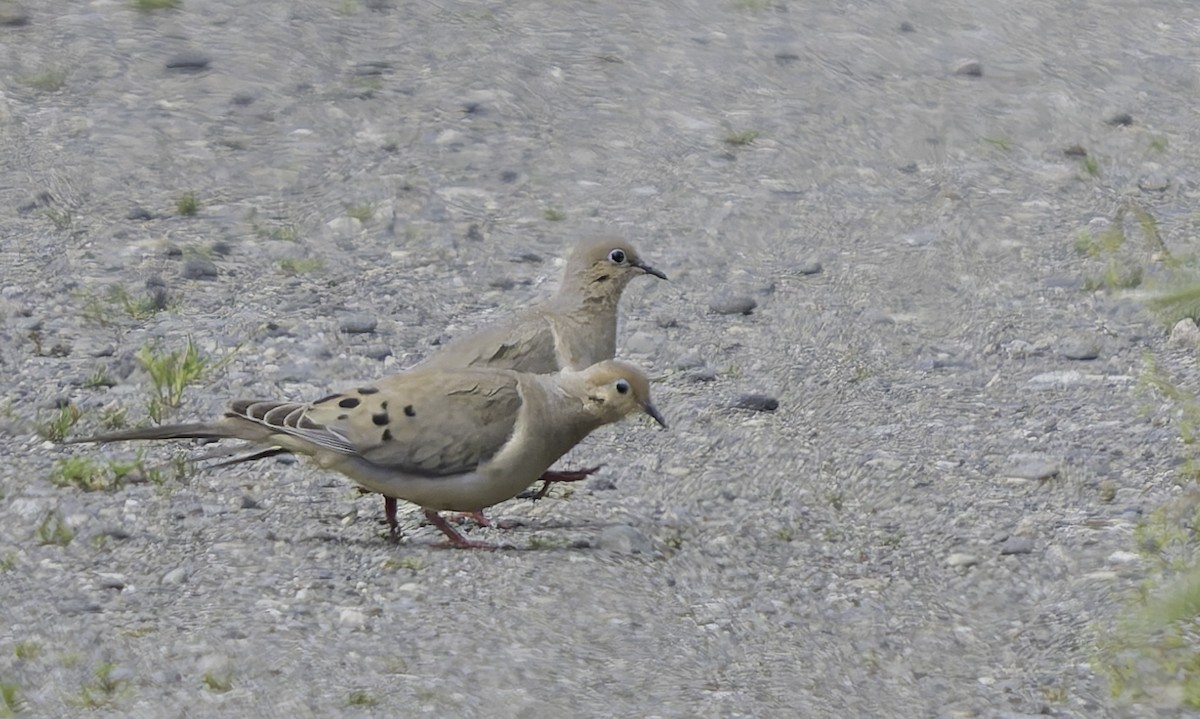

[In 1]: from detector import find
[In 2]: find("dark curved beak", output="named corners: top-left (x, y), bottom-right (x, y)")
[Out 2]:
top-left (634, 261), bottom-right (667, 280)
top-left (643, 402), bottom-right (668, 429)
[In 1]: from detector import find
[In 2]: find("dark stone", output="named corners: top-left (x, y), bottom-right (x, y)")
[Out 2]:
top-left (181, 257), bottom-right (218, 280)
top-left (165, 52), bottom-right (211, 72)
top-left (733, 394), bottom-right (779, 412)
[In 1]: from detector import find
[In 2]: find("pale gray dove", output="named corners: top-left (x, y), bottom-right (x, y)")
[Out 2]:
top-left (69, 359), bottom-right (666, 548)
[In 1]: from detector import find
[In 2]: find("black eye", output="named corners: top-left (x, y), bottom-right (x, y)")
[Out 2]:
top-left (608, 249), bottom-right (626, 264)
top-left (615, 379), bottom-right (630, 395)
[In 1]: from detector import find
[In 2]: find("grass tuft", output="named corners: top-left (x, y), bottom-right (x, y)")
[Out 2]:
top-left (175, 192), bottom-right (201, 216)
top-left (36, 512), bottom-right (73, 546)
top-left (137, 337), bottom-right (237, 423)
top-left (36, 404), bottom-right (81, 443)
top-left (279, 257), bottom-right (324, 275)
top-left (723, 130), bottom-right (759, 147)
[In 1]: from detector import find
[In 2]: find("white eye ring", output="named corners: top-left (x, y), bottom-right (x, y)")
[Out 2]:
top-left (608, 248), bottom-right (627, 264)
top-left (615, 379), bottom-right (630, 395)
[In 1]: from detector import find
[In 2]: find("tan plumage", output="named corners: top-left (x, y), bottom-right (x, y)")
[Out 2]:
top-left (409, 236), bottom-right (666, 506)
top-left (418, 236), bottom-right (666, 373)
top-left (69, 360), bottom-right (666, 548)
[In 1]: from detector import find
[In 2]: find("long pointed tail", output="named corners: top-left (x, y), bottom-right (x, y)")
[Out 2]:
top-left (66, 422), bottom-right (235, 445)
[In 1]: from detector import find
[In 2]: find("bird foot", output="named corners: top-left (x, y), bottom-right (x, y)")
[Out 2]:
top-left (424, 510), bottom-right (495, 550)
top-left (448, 511), bottom-right (492, 528)
top-left (521, 464), bottom-right (604, 501)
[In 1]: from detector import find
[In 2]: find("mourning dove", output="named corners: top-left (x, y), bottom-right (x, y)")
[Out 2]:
top-left (68, 360), bottom-right (666, 549)
top-left (419, 236), bottom-right (667, 373)
top-left (408, 236), bottom-right (667, 510)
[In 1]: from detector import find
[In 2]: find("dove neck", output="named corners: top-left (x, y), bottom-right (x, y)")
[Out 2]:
top-left (555, 272), bottom-right (630, 309)
top-left (530, 374), bottom-right (609, 449)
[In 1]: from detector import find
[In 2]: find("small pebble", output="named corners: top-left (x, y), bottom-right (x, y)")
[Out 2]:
top-left (96, 573), bottom-right (127, 590)
top-left (794, 260), bottom-right (823, 275)
top-left (673, 351), bottom-right (706, 370)
top-left (1168, 318), bottom-right (1200, 348)
top-left (954, 60), bottom-right (983, 77)
top-left (0, 5), bottom-right (30, 26)
top-left (946, 553), bottom-right (979, 568)
top-left (709, 295), bottom-right (757, 315)
top-left (1137, 172), bottom-right (1170, 193)
top-left (588, 476), bottom-right (617, 491)
top-left (161, 566), bottom-right (188, 586)
top-left (1059, 336), bottom-right (1100, 361)
top-left (733, 393), bottom-right (779, 412)
top-left (623, 330), bottom-right (660, 355)
top-left (687, 367), bottom-right (717, 383)
top-left (126, 206), bottom-right (153, 221)
top-left (180, 256), bottom-right (218, 280)
top-left (165, 52), bottom-right (211, 72)
top-left (339, 314), bottom-right (377, 334)
top-left (1106, 112), bottom-right (1134, 127)
top-left (898, 20), bottom-right (915, 32)
top-left (337, 607), bottom-right (367, 629)
top-left (1004, 457), bottom-right (1059, 481)
top-left (597, 524), bottom-right (652, 555)
top-left (999, 536), bottom-right (1035, 555)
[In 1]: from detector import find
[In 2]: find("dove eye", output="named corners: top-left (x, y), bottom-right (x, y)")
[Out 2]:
top-left (615, 379), bottom-right (630, 395)
top-left (608, 248), bottom-right (626, 264)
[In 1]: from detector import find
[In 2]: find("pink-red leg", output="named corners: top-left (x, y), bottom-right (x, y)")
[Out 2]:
top-left (528, 464), bottom-right (604, 500)
top-left (424, 510), bottom-right (495, 550)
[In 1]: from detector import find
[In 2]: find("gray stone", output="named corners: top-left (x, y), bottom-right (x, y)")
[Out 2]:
top-left (673, 351), bottom-right (706, 370)
top-left (733, 393), bottom-right (779, 412)
top-left (161, 566), bottom-right (188, 586)
top-left (598, 524), bottom-right (652, 554)
top-left (794, 259), bottom-right (823, 275)
top-left (946, 553), bottom-right (979, 568)
top-left (1004, 456), bottom-right (1060, 481)
top-left (1169, 318), bottom-right (1200, 348)
top-left (339, 314), bottom-right (377, 334)
top-left (181, 256), bottom-right (219, 280)
top-left (999, 536), bottom-right (1035, 555)
top-left (623, 330), bottom-right (661, 355)
top-left (165, 52), bottom-right (211, 72)
top-left (1059, 336), bottom-right (1100, 360)
top-left (96, 573), bottom-right (127, 590)
top-left (709, 295), bottom-right (757, 315)
top-left (954, 60), bottom-right (983, 77)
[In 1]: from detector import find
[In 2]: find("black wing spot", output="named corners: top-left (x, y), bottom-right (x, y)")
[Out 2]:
top-left (338, 397), bottom-right (360, 409)
top-left (380, 401), bottom-right (388, 410)
top-left (357, 386), bottom-right (380, 395)
top-left (403, 404), bottom-right (416, 417)
top-left (337, 414), bottom-right (349, 421)
top-left (371, 412), bottom-right (389, 426)
top-left (314, 393), bottom-right (340, 405)
top-left (382, 428), bottom-right (393, 442)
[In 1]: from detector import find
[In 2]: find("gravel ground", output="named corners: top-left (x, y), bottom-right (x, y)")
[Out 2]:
top-left (3, 1), bottom-right (1200, 717)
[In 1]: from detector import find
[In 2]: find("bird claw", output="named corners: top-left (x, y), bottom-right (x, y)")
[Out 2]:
top-left (424, 509), bottom-right (494, 550)
top-left (521, 464), bottom-right (604, 501)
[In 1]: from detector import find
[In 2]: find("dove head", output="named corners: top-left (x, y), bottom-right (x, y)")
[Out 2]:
top-left (578, 359), bottom-right (667, 428)
top-left (559, 237), bottom-right (667, 302)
